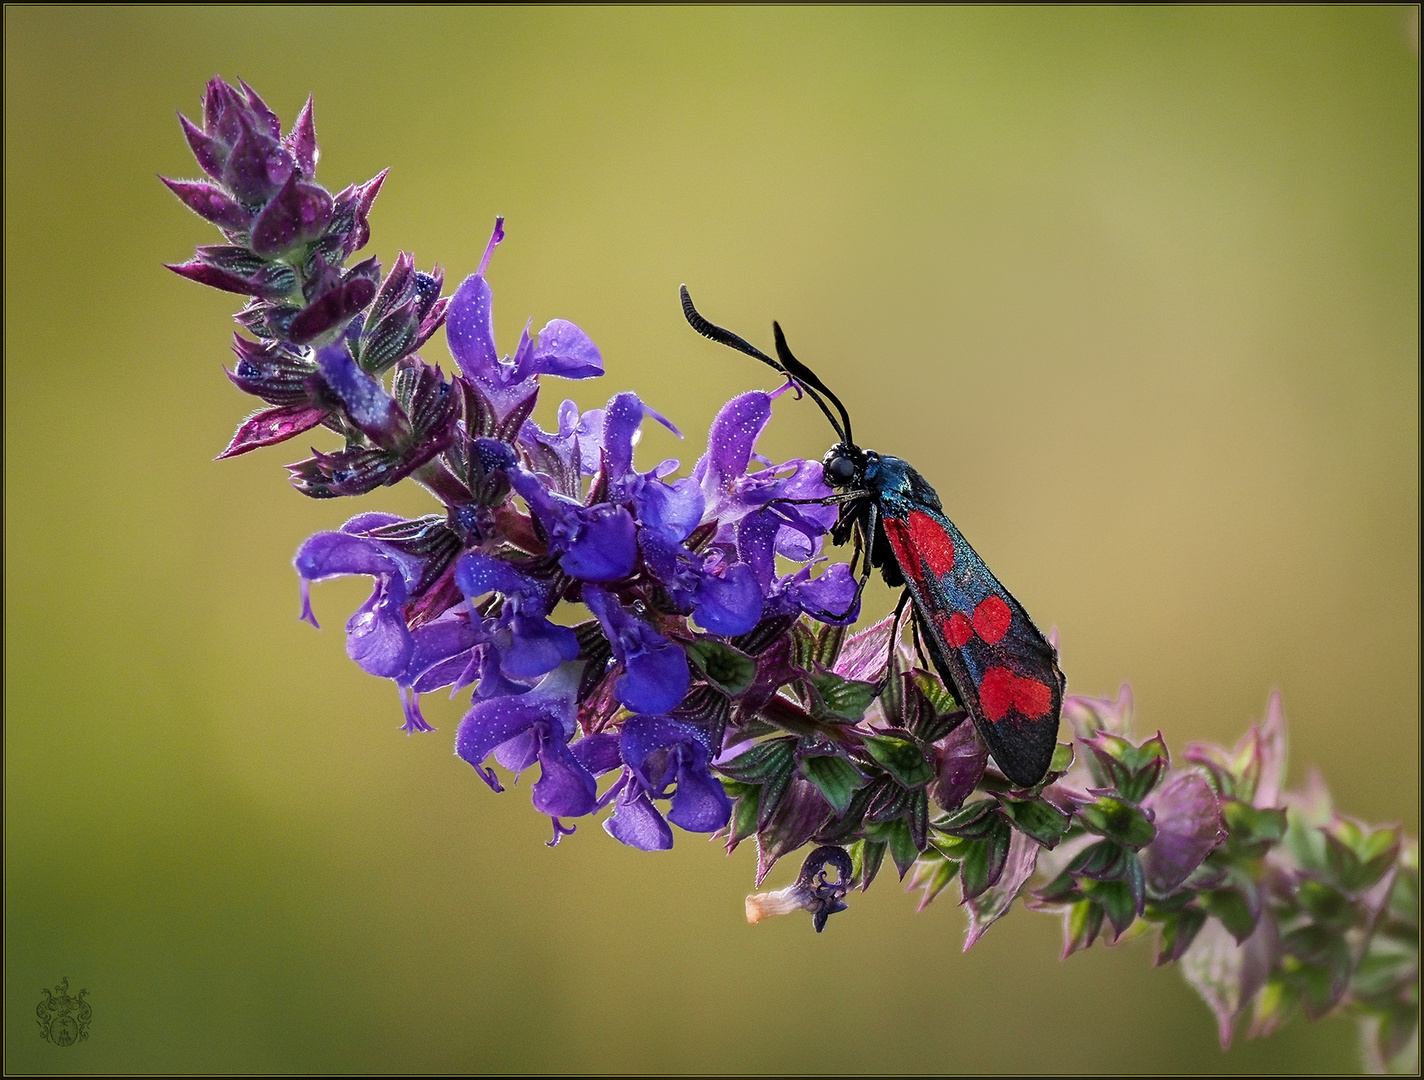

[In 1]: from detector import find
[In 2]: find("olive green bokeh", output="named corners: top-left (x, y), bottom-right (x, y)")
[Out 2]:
top-left (5, 6), bottom-right (1417, 1073)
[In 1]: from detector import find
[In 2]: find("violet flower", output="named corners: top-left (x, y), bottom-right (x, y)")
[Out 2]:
top-left (455, 662), bottom-right (598, 821)
top-left (293, 513), bottom-right (431, 679)
top-left (583, 586), bottom-right (690, 716)
top-left (603, 715), bottom-right (731, 850)
top-left (445, 219), bottom-right (602, 418)
top-left (454, 552), bottom-right (578, 682)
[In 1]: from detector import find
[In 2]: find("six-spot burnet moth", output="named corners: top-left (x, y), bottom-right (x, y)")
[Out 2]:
top-left (681, 287), bottom-right (1065, 788)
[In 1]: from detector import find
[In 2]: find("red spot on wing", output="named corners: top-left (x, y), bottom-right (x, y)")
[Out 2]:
top-left (979, 668), bottom-right (1015, 721)
top-left (1013, 676), bottom-right (1053, 718)
top-left (977, 666), bottom-right (1053, 723)
top-left (907, 510), bottom-right (955, 577)
top-left (881, 517), bottom-right (924, 586)
top-left (944, 612), bottom-right (974, 648)
top-left (972, 596), bottom-right (1012, 644)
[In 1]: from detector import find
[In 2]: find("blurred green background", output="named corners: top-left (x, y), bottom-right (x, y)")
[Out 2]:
top-left (5, 6), bottom-right (1418, 1073)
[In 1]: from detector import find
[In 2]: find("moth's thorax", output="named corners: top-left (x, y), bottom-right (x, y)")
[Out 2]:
top-left (863, 453), bottom-right (944, 514)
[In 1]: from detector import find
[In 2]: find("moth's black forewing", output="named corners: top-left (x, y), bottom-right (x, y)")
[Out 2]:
top-left (859, 455), bottom-right (1064, 788)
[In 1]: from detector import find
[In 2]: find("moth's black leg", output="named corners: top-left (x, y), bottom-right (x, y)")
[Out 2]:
top-left (876, 588), bottom-right (913, 690)
top-left (773, 490), bottom-right (868, 507)
top-left (802, 502), bottom-right (879, 624)
top-left (910, 606), bottom-right (931, 671)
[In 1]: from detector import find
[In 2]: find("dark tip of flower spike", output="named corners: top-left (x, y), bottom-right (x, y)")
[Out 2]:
top-left (285, 95), bottom-right (318, 179)
top-left (250, 172), bottom-right (333, 257)
top-left (178, 113), bottom-right (225, 179)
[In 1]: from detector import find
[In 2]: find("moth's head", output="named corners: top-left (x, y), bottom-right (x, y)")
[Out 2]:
top-left (821, 442), bottom-right (865, 489)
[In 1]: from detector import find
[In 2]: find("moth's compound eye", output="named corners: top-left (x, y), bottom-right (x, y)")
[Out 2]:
top-left (825, 454), bottom-right (857, 486)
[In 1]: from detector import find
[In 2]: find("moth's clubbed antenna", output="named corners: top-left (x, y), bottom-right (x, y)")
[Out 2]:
top-left (680, 285), bottom-right (848, 444)
top-left (771, 321), bottom-right (854, 449)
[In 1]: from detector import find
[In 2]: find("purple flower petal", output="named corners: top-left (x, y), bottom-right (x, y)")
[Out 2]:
top-left (787, 561), bottom-right (860, 624)
top-left (530, 319), bottom-right (603, 380)
top-left (494, 729), bottom-right (539, 773)
top-left (315, 345), bottom-right (407, 448)
top-left (617, 716), bottom-right (730, 834)
top-left (562, 401), bottom-right (606, 476)
top-left (604, 787), bottom-right (673, 851)
top-left (619, 716), bottom-right (701, 789)
top-left (634, 476), bottom-right (703, 543)
top-left (570, 732), bottom-right (623, 776)
top-left (601, 392), bottom-right (643, 481)
top-left (455, 662), bottom-right (580, 790)
top-left (454, 551), bottom-right (536, 602)
top-left (556, 504), bottom-right (638, 582)
top-left (503, 608), bottom-right (579, 679)
top-left (695, 392), bottom-right (772, 507)
top-left (345, 585), bottom-right (413, 678)
top-left (667, 762), bottom-right (732, 833)
top-left (443, 227), bottom-right (600, 415)
top-left (690, 562), bottom-right (763, 636)
top-left (531, 737), bottom-right (597, 818)
top-left (445, 273), bottom-right (498, 380)
top-left (293, 526), bottom-right (434, 679)
top-left (510, 470), bottom-right (637, 582)
top-left (619, 637), bottom-right (690, 716)
top-left (585, 587), bottom-right (690, 715)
